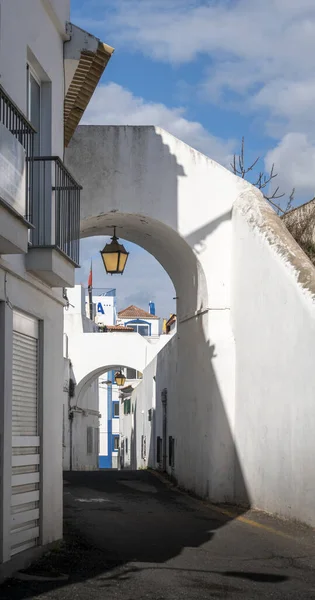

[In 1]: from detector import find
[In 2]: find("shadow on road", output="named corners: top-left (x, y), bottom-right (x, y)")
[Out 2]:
top-left (0, 471), bottom-right (295, 600)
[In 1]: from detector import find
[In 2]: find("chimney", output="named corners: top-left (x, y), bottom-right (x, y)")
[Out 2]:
top-left (149, 301), bottom-right (155, 316)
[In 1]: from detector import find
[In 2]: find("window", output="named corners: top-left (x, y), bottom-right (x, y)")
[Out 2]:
top-left (125, 438), bottom-right (128, 454)
top-left (62, 405), bottom-right (66, 447)
top-left (26, 65), bottom-right (41, 155)
top-left (87, 427), bottom-right (93, 455)
top-left (156, 436), bottom-right (162, 465)
top-left (124, 398), bottom-right (131, 415)
top-left (129, 324), bottom-right (149, 336)
top-left (125, 368), bottom-right (142, 380)
top-left (94, 428), bottom-right (99, 455)
top-left (126, 367), bottom-right (137, 379)
top-left (138, 325), bottom-right (149, 336)
top-left (113, 402), bottom-right (119, 417)
top-left (126, 320), bottom-right (150, 336)
top-left (113, 435), bottom-right (119, 451)
top-left (141, 435), bottom-right (146, 460)
top-left (169, 436), bottom-right (175, 468)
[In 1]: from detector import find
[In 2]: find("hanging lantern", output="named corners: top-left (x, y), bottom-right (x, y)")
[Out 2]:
top-left (115, 370), bottom-right (126, 387)
top-left (100, 227), bottom-right (129, 275)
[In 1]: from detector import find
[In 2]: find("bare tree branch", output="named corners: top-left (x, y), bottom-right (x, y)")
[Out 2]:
top-left (231, 138), bottom-right (296, 214)
top-left (230, 137), bottom-right (260, 179)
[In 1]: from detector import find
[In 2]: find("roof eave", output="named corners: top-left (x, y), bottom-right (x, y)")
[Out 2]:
top-left (64, 24), bottom-right (114, 147)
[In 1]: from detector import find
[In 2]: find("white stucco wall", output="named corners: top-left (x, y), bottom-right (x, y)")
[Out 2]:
top-left (65, 125), bottom-right (252, 503)
top-left (67, 330), bottom-right (170, 407)
top-left (93, 295), bottom-right (116, 327)
top-left (0, 0), bottom-right (72, 569)
top-left (123, 187), bottom-right (315, 528)
top-left (47, 0), bottom-right (70, 29)
top-left (120, 336), bottom-right (183, 478)
top-left (66, 124), bottom-right (315, 525)
top-left (63, 358), bottom-right (99, 472)
top-left (62, 358), bottom-right (71, 471)
top-left (0, 0), bottom-right (68, 159)
top-left (232, 189), bottom-right (315, 527)
top-left (64, 286), bottom-right (98, 335)
top-left (63, 286), bottom-right (100, 472)
top-left (71, 380), bottom-right (99, 472)
top-left (0, 272), bottom-right (65, 561)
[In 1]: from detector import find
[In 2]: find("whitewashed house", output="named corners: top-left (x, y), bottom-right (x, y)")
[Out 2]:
top-left (117, 303), bottom-right (160, 337)
top-left (98, 303), bottom-right (160, 469)
top-left (99, 365), bottom-right (143, 469)
top-left (63, 286), bottom-right (100, 471)
top-left (89, 289), bottom-right (117, 328)
top-left (0, 0), bottom-right (113, 577)
top-left (99, 374), bottom-right (121, 469)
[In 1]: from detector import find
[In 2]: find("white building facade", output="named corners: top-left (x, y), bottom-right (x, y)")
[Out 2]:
top-left (98, 303), bottom-right (160, 469)
top-left (65, 300), bottom-right (169, 471)
top-left (63, 286), bottom-right (100, 472)
top-left (99, 374), bottom-right (121, 469)
top-left (0, 0), bottom-right (113, 576)
top-left (92, 291), bottom-right (117, 327)
top-left (117, 304), bottom-right (160, 337)
top-left (65, 124), bottom-right (315, 529)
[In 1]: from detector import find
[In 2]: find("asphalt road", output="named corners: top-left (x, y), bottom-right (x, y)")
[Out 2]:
top-left (2, 470), bottom-right (315, 599)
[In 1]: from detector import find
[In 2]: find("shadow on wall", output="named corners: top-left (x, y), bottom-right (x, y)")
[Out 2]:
top-left (0, 127), bottom-right (255, 598)
top-left (125, 313), bottom-right (248, 508)
top-left (66, 127), bottom-right (249, 520)
top-left (62, 128), bottom-right (250, 508)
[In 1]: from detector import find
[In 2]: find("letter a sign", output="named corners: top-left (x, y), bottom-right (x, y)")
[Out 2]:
top-left (97, 302), bottom-right (105, 314)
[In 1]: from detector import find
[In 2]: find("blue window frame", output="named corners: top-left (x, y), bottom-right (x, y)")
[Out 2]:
top-left (112, 435), bottom-right (119, 452)
top-left (125, 319), bottom-right (152, 337)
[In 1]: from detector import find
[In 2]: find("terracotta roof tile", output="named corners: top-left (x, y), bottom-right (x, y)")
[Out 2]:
top-left (102, 325), bottom-right (134, 332)
top-left (118, 305), bottom-right (159, 319)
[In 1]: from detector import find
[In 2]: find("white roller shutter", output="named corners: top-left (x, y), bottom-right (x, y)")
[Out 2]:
top-left (11, 311), bottom-right (40, 557)
top-left (12, 331), bottom-right (38, 435)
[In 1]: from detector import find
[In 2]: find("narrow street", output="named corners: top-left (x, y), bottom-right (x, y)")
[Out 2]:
top-left (2, 471), bottom-right (315, 599)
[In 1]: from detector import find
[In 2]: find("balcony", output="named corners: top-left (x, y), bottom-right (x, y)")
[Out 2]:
top-left (0, 85), bottom-right (81, 286)
top-left (25, 157), bottom-right (81, 287)
top-left (0, 85), bottom-right (34, 254)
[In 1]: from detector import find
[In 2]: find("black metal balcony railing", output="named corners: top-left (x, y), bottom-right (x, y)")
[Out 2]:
top-left (29, 157), bottom-right (81, 266)
top-left (0, 85), bottom-right (35, 220)
top-left (0, 85), bottom-right (81, 266)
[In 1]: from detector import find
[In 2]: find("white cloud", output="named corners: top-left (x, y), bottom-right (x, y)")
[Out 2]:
top-left (73, 0), bottom-right (315, 199)
top-left (78, 0), bottom-right (315, 130)
top-left (265, 133), bottom-right (315, 199)
top-left (252, 80), bottom-right (315, 141)
top-left (81, 0), bottom-right (315, 66)
top-left (82, 82), bottom-right (235, 165)
top-left (72, 0), bottom-right (315, 319)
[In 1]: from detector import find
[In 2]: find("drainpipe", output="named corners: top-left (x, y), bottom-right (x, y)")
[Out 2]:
top-left (161, 388), bottom-right (167, 472)
top-left (69, 408), bottom-right (74, 471)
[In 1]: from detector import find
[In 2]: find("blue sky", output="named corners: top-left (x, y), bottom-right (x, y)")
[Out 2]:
top-left (72, 0), bottom-right (315, 319)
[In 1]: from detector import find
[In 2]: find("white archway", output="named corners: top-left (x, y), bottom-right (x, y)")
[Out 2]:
top-left (65, 125), bottom-right (251, 503)
top-left (68, 331), bottom-right (169, 406)
top-left (66, 125), bottom-right (248, 320)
